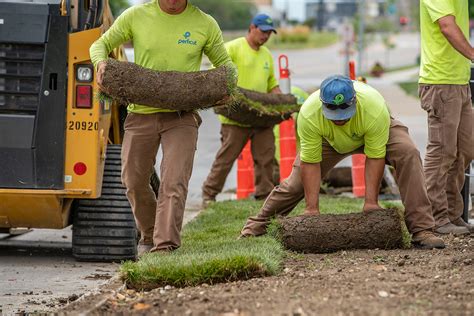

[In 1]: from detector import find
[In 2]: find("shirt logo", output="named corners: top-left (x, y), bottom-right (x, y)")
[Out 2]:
top-left (178, 31), bottom-right (197, 45)
top-left (264, 61), bottom-right (270, 70)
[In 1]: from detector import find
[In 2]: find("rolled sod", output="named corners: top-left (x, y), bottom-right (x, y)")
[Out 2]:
top-left (214, 88), bottom-right (300, 128)
top-left (278, 209), bottom-right (404, 253)
top-left (100, 59), bottom-right (236, 111)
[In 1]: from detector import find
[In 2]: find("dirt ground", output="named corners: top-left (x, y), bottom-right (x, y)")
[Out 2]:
top-left (63, 234), bottom-right (473, 316)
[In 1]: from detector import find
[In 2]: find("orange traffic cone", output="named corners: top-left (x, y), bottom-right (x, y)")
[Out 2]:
top-left (349, 60), bottom-right (366, 197)
top-left (237, 141), bottom-right (255, 199)
top-left (278, 54), bottom-right (297, 182)
top-left (279, 118), bottom-right (297, 182)
top-left (351, 154), bottom-right (366, 197)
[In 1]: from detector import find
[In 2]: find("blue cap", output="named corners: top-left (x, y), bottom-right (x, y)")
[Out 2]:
top-left (320, 75), bottom-right (357, 120)
top-left (252, 13), bottom-right (277, 33)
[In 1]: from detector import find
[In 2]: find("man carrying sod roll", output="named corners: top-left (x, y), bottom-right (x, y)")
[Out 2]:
top-left (90, 0), bottom-right (233, 257)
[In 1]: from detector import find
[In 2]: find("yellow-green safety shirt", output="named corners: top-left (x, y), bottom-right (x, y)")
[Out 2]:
top-left (218, 37), bottom-right (279, 126)
top-left (419, 0), bottom-right (470, 85)
top-left (90, 1), bottom-right (233, 114)
top-left (297, 81), bottom-right (390, 164)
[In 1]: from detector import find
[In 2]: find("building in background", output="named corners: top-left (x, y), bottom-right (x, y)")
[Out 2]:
top-left (305, 0), bottom-right (386, 31)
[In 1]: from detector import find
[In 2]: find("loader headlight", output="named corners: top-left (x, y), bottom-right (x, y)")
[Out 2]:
top-left (76, 65), bottom-right (93, 82)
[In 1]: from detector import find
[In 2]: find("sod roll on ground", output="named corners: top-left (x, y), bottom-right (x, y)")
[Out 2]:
top-left (277, 209), bottom-right (405, 253)
top-left (101, 59), bottom-right (237, 111)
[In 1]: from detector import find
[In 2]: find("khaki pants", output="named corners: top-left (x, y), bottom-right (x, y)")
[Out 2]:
top-left (419, 84), bottom-right (474, 227)
top-left (121, 112), bottom-right (201, 251)
top-left (241, 119), bottom-right (436, 235)
top-left (202, 124), bottom-right (275, 200)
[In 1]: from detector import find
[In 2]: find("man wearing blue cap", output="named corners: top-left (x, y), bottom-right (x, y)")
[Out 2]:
top-left (240, 75), bottom-right (445, 249)
top-left (202, 14), bottom-right (282, 205)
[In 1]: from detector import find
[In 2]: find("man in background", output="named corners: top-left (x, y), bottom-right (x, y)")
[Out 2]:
top-left (419, 0), bottom-right (473, 234)
top-left (202, 14), bottom-right (282, 205)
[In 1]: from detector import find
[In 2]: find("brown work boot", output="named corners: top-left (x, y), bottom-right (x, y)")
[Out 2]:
top-left (412, 230), bottom-right (445, 249)
top-left (434, 222), bottom-right (469, 235)
top-left (237, 233), bottom-right (255, 240)
top-left (137, 243), bottom-right (153, 258)
top-left (201, 195), bottom-right (216, 209)
top-left (451, 217), bottom-right (474, 233)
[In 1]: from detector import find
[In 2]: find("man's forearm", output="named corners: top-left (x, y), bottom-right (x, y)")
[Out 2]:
top-left (300, 162), bottom-right (321, 211)
top-left (438, 15), bottom-right (474, 61)
top-left (364, 157), bottom-right (385, 205)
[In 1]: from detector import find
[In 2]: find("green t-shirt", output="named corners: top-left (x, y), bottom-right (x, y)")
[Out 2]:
top-left (218, 37), bottom-right (279, 126)
top-left (419, 0), bottom-right (470, 84)
top-left (297, 81), bottom-right (390, 164)
top-left (90, 1), bottom-right (232, 114)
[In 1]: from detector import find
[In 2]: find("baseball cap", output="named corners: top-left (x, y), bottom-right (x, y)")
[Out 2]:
top-left (320, 75), bottom-right (357, 120)
top-left (252, 13), bottom-right (277, 33)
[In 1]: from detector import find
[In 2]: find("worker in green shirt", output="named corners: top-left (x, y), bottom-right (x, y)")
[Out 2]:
top-left (90, 0), bottom-right (233, 256)
top-left (241, 75), bottom-right (446, 250)
top-left (419, 0), bottom-right (473, 234)
top-left (202, 14), bottom-right (281, 205)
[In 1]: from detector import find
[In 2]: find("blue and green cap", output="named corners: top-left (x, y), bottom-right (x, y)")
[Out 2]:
top-left (252, 13), bottom-right (277, 33)
top-left (320, 75), bottom-right (357, 120)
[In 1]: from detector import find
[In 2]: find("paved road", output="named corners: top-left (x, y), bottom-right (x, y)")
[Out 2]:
top-left (0, 211), bottom-right (199, 314)
top-left (272, 32), bottom-right (420, 91)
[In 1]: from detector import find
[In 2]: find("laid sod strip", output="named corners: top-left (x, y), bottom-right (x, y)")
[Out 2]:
top-left (121, 200), bottom-right (284, 290)
top-left (214, 89), bottom-right (300, 127)
top-left (268, 198), bottom-right (410, 250)
top-left (277, 209), bottom-right (404, 253)
top-left (101, 59), bottom-right (237, 111)
top-left (121, 197), bottom-right (409, 290)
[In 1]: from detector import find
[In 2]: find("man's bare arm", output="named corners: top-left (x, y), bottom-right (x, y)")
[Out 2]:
top-left (300, 162), bottom-right (321, 215)
top-left (438, 15), bottom-right (474, 61)
top-left (363, 157), bottom-right (385, 212)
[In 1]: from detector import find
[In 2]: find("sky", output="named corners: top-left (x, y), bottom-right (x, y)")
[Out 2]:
top-left (129, 0), bottom-right (308, 21)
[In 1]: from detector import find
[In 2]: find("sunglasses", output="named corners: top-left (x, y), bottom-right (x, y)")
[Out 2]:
top-left (322, 95), bottom-right (356, 111)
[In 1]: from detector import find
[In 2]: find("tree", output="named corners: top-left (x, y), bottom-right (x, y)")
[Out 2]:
top-left (191, 0), bottom-right (255, 30)
top-left (470, 0), bottom-right (474, 19)
top-left (109, 0), bottom-right (130, 17)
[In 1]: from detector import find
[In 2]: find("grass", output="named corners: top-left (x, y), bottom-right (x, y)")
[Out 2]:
top-left (223, 31), bottom-right (339, 50)
top-left (121, 196), bottom-right (408, 290)
top-left (121, 200), bottom-right (283, 290)
top-left (266, 32), bottom-right (339, 50)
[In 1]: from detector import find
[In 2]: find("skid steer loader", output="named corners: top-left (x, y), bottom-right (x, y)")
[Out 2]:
top-left (0, 0), bottom-right (157, 261)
